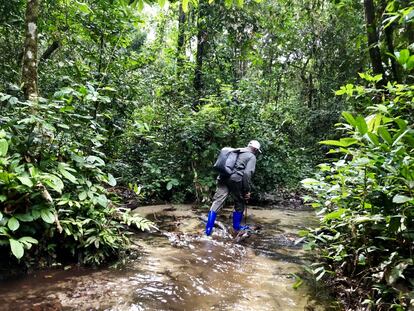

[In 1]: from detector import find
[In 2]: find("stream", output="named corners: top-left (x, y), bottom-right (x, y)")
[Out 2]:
top-left (0, 204), bottom-right (325, 311)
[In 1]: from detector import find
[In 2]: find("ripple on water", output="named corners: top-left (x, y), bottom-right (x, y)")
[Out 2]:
top-left (0, 205), bottom-right (324, 311)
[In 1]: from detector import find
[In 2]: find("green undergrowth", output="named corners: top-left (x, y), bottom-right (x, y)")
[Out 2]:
top-left (0, 90), bottom-right (154, 267)
top-left (302, 75), bottom-right (414, 310)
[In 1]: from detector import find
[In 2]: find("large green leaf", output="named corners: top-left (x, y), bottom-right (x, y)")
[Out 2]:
top-left (355, 116), bottom-right (368, 135)
top-left (396, 49), bottom-right (410, 65)
top-left (58, 166), bottom-right (78, 184)
top-left (182, 0), bottom-right (189, 12)
top-left (341, 112), bottom-right (357, 127)
top-left (323, 208), bottom-right (346, 221)
top-left (42, 174), bottom-right (64, 193)
top-left (365, 133), bottom-right (380, 146)
top-left (0, 139), bottom-right (8, 157)
top-left (76, 1), bottom-right (92, 14)
top-left (406, 55), bottom-right (414, 70)
top-left (14, 213), bottom-right (33, 222)
top-left (9, 239), bottom-right (24, 259)
top-left (40, 209), bottom-right (55, 224)
top-left (378, 126), bottom-right (392, 144)
top-left (107, 173), bottom-right (117, 187)
top-left (17, 176), bottom-right (33, 187)
top-left (319, 138), bottom-right (359, 147)
top-left (7, 217), bottom-right (20, 231)
top-left (96, 194), bottom-right (108, 207)
top-left (393, 195), bottom-right (413, 204)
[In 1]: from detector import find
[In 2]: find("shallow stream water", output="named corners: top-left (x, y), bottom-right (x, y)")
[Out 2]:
top-left (0, 205), bottom-right (324, 311)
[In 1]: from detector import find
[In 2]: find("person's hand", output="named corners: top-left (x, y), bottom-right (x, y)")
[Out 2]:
top-left (244, 192), bottom-right (251, 200)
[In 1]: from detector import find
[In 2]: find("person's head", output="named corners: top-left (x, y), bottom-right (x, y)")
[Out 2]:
top-left (247, 140), bottom-right (262, 155)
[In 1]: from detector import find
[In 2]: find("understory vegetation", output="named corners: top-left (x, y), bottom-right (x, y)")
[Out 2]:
top-left (1, 0), bottom-right (413, 308)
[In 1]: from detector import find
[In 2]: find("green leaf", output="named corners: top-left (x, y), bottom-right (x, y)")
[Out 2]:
top-left (378, 126), bottom-right (393, 144)
top-left (236, 0), bottom-right (244, 7)
top-left (366, 113), bottom-right (382, 133)
top-left (79, 191), bottom-right (87, 201)
top-left (356, 116), bottom-right (368, 135)
top-left (17, 176), bottom-right (33, 187)
top-left (365, 133), bottom-right (380, 146)
top-left (182, 0), bottom-right (189, 12)
top-left (76, 1), bottom-right (92, 14)
top-left (341, 112), bottom-right (357, 127)
top-left (96, 194), bottom-right (108, 207)
top-left (387, 262), bottom-right (409, 285)
top-left (40, 209), bottom-right (55, 224)
top-left (392, 195), bottom-right (413, 204)
top-left (392, 129), bottom-right (410, 146)
top-left (292, 275), bottom-right (303, 290)
top-left (7, 217), bottom-right (20, 231)
top-left (324, 208), bottom-right (346, 221)
top-left (0, 195), bottom-right (6, 202)
top-left (107, 173), bottom-right (117, 187)
top-left (406, 55), bottom-right (414, 70)
top-left (58, 166), bottom-right (78, 184)
top-left (0, 139), bottom-right (8, 157)
top-left (42, 174), bottom-right (64, 193)
top-left (319, 138), bottom-right (358, 147)
top-left (86, 156), bottom-right (105, 166)
top-left (14, 213), bottom-right (33, 222)
top-left (9, 239), bottom-right (24, 259)
top-left (396, 49), bottom-right (410, 65)
top-left (158, 0), bottom-right (166, 8)
top-left (137, 0), bottom-right (144, 11)
top-left (18, 236), bottom-right (38, 244)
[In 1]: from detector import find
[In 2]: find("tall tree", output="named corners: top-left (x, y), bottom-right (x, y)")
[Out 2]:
top-left (193, 0), bottom-right (208, 106)
top-left (21, 0), bottom-right (40, 100)
top-left (176, 3), bottom-right (186, 70)
top-left (363, 0), bottom-right (385, 80)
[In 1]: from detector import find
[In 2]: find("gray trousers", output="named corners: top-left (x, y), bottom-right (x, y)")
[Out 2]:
top-left (210, 178), bottom-right (245, 213)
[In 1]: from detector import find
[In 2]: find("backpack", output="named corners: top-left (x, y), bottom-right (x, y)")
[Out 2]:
top-left (213, 147), bottom-right (240, 177)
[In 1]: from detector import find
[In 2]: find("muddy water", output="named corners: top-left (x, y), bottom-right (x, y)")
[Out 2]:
top-left (0, 205), bottom-right (324, 311)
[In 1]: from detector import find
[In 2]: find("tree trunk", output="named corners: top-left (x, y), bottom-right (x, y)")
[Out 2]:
top-left (21, 0), bottom-right (40, 100)
top-left (384, 25), bottom-right (399, 82)
top-left (363, 0), bottom-right (385, 80)
top-left (193, 0), bottom-right (207, 108)
top-left (176, 3), bottom-right (186, 70)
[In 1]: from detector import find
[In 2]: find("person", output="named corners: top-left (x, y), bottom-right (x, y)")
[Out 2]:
top-left (205, 140), bottom-right (261, 236)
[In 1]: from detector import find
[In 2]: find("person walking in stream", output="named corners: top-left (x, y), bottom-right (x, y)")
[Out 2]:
top-left (205, 140), bottom-right (262, 236)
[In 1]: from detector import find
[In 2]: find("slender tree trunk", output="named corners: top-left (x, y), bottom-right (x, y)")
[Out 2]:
top-left (384, 25), bottom-right (400, 82)
top-left (363, 0), bottom-right (385, 80)
top-left (176, 3), bottom-right (186, 70)
top-left (193, 0), bottom-right (207, 108)
top-left (21, 0), bottom-right (40, 100)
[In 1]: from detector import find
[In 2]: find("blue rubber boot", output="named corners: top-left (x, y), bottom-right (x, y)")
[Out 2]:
top-left (205, 211), bottom-right (217, 236)
top-left (233, 211), bottom-right (250, 231)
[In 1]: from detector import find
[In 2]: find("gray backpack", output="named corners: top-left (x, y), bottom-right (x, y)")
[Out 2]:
top-left (213, 147), bottom-right (240, 177)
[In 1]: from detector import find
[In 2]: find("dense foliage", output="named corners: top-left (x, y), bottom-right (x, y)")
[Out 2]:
top-left (303, 78), bottom-right (414, 309)
top-left (301, 1), bottom-right (414, 306)
top-left (0, 92), bottom-right (153, 266)
top-left (1, 0), bottom-right (414, 307)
